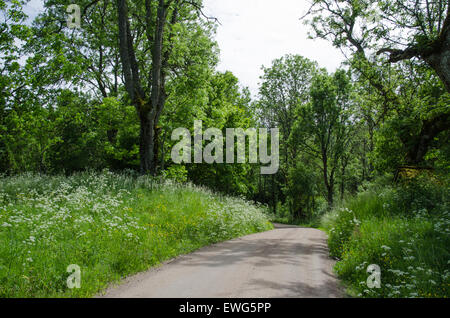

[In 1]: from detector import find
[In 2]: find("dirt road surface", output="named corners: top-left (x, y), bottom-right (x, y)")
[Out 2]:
top-left (98, 224), bottom-right (343, 298)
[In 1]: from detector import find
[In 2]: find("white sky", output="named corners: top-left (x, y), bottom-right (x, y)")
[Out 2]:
top-left (24, 0), bottom-right (345, 97)
top-left (24, 0), bottom-right (44, 18)
top-left (203, 0), bottom-right (345, 96)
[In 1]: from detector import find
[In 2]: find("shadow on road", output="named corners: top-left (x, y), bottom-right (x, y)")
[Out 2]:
top-left (178, 231), bottom-right (331, 269)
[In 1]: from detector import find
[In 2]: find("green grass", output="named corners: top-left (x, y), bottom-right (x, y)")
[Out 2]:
top-left (321, 178), bottom-right (450, 298)
top-left (0, 171), bottom-right (273, 297)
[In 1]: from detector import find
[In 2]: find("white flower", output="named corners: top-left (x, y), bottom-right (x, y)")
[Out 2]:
top-left (2, 222), bottom-right (12, 227)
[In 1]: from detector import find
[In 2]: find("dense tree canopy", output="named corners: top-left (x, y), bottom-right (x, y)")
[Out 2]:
top-left (0, 0), bottom-right (448, 217)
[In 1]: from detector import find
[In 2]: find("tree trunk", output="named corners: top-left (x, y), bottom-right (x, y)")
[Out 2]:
top-left (272, 174), bottom-right (276, 214)
top-left (340, 157), bottom-right (348, 201)
top-left (379, 8), bottom-right (450, 93)
top-left (327, 185), bottom-right (334, 208)
top-left (160, 130), bottom-right (166, 172)
top-left (322, 151), bottom-right (334, 208)
top-left (424, 15), bottom-right (450, 93)
top-left (117, 0), bottom-right (171, 175)
top-left (404, 112), bottom-right (450, 165)
top-left (139, 112), bottom-right (155, 174)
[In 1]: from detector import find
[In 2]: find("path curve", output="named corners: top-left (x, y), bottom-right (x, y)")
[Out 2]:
top-left (98, 224), bottom-right (343, 298)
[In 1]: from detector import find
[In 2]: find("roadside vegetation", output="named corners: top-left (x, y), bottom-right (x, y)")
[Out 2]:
top-left (321, 175), bottom-right (449, 298)
top-left (0, 171), bottom-right (273, 297)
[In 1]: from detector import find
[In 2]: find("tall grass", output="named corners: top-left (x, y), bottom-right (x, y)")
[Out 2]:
top-left (0, 171), bottom-right (273, 297)
top-left (321, 176), bottom-right (450, 298)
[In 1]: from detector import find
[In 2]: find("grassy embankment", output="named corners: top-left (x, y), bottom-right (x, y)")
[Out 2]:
top-left (0, 171), bottom-right (273, 297)
top-left (321, 176), bottom-right (449, 298)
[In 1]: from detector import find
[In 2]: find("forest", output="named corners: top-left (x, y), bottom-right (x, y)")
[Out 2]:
top-left (0, 0), bottom-right (449, 298)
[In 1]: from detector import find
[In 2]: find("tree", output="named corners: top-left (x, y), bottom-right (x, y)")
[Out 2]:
top-left (0, 0), bottom-right (48, 172)
top-left (25, 0), bottom-right (218, 175)
top-left (371, 66), bottom-right (450, 172)
top-left (116, 0), bottom-right (218, 174)
top-left (290, 69), bottom-right (354, 207)
top-left (26, 0), bottom-right (122, 100)
top-left (303, 0), bottom-right (450, 168)
top-left (256, 55), bottom-right (318, 213)
top-left (163, 71), bottom-right (258, 196)
top-left (285, 160), bottom-right (319, 219)
top-left (303, 0), bottom-right (449, 92)
top-left (375, 0), bottom-right (450, 93)
top-left (258, 55), bottom-right (318, 163)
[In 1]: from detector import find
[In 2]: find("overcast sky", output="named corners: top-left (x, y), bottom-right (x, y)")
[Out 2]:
top-left (24, 0), bottom-right (345, 96)
top-left (203, 0), bottom-right (344, 96)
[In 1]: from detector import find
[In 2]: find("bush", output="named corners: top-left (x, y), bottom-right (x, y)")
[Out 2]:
top-left (322, 176), bottom-right (450, 298)
top-left (388, 175), bottom-right (449, 217)
top-left (162, 165), bottom-right (188, 183)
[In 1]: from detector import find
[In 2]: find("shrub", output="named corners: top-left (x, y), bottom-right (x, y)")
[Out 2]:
top-left (322, 175), bottom-right (450, 298)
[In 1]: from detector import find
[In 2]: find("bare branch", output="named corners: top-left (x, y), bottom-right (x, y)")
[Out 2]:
top-left (376, 47), bottom-right (421, 63)
top-left (182, 0), bottom-right (221, 25)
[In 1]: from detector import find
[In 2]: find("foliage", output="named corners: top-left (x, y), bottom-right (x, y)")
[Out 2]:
top-left (290, 68), bottom-right (355, 207)
top-left (0, 171), bottom-right (273, 297)
top-left (162, 165), bottom-right (188, 183)
top-left (322, 176), bottom-right (450, 298)
top-left (0, 0), bottom-right (449, 300)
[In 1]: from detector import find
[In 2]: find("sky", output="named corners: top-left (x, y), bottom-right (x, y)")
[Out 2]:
top-left (23, 0), bottom-right (345, 97)
top-left (23, 0), bottom-right (44, 18)
top-left (202, 0), bottom-right (345, 96)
